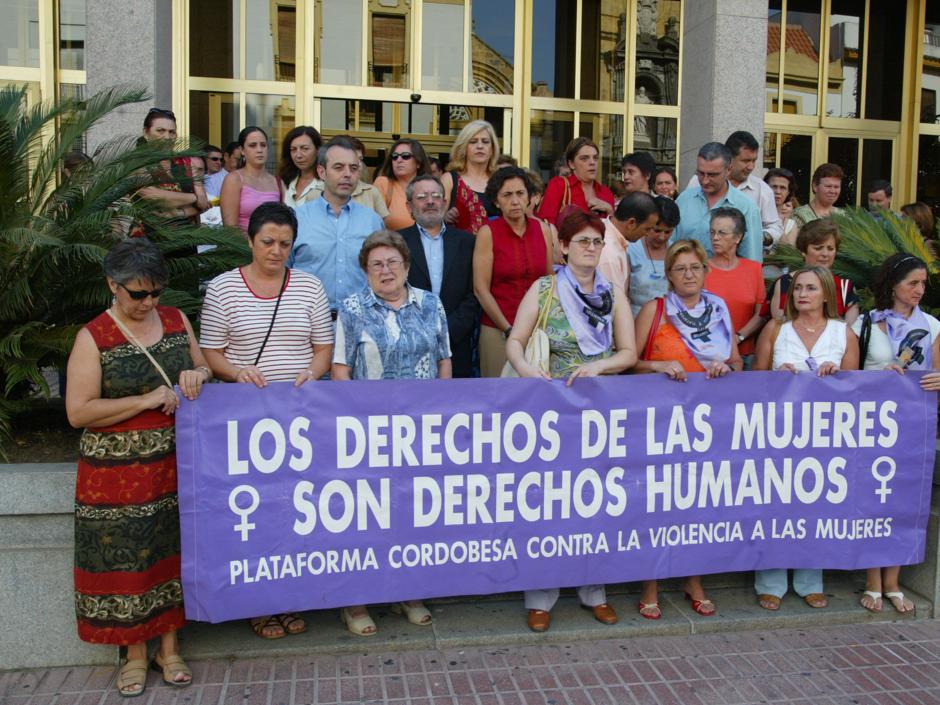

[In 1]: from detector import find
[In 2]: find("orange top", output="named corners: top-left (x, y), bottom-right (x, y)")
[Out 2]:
top-left (646, 321), bottom-right (706, 373)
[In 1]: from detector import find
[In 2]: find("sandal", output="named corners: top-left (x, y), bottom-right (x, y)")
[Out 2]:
top-left (757, 594), bottom-right (781, 611)
top-left (276, 612), bottom-right (306, 634)
top-left (885, 591), bottom-right (915, 614)
top-left (251, 615), bottom-right (286, 639)
top-left (341, 606), bottom-right (377, 636)
top-left (860, 590), bottom-right (883, 613)
top-left (638, 601), bottom-right (661, 620)
top-left (391, 601), bottom-right (432, 626)
top-left (151, 654), bottom-right (192, 688)
top-left (685, 592), bottom-right (716, 616)
top-left (117, 658), bottom-right (148, 698)
top-left (803, 593), bottom-right (828, 609)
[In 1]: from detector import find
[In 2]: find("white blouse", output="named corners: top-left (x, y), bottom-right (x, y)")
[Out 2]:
top-left (773, 319), bottom-right (847, 371)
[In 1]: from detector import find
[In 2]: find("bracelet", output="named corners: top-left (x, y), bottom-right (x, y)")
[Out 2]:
top-left (306, 369), bottom-right (315, 378)
top-left (196, 365), bottom-right (211, 381)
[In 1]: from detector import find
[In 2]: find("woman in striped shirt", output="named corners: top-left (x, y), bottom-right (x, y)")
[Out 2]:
top-left (199, 202), bottom-right (333, 639)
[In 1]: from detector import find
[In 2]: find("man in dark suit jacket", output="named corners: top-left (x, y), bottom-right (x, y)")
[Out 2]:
top-left (400, 174), bottom-right (479, 377)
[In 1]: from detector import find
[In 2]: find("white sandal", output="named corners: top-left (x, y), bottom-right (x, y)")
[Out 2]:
top-left (859, 590), bottom-right (882, 613)
top-left (885, 591), bottom-right (915, 614)
top-left (340, 606), bottom-right (377, 636)
top-left (391, 601), bottom-right (432, 626)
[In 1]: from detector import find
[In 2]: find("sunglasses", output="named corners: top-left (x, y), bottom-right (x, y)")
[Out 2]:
top-left (391, 152), bottom-right (414, 161)
top-left (119, 282), bottom-right (165, 300)
top-left (207, 156), bottom-right (223, 162)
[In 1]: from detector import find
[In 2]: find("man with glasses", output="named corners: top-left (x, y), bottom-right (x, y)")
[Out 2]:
top-left (399, 175), bottom-right (479, 377)
top-left (672, 142), bottom-right (763, 262)
top-left (290, 136), bottom-right (384, 313)
top-left (204, 145), bottom-right (223, 176)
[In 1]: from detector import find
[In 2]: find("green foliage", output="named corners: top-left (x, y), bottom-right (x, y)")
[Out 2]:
top-left (0, 83), bottom-right (249, 458)
top-left (765, 207), bottom-right (940, 317)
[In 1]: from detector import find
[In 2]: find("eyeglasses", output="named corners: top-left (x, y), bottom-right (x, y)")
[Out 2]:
top-left (391, 152), bottom-right (414, 161)
top-left (412, 192), bottom-right (444, 202)
top-left (570, 237), bottom-right (604, 249)
top-left (670, 264), bottom-right (705, 276)
top-left (147, 107), bottom-right (176, 121)
top-left (709, 229), bottom-right (738, 238)
top-left (367, 258), bottom-right (405, 273)
top-left (119, 282), bottom-right (165, 300)
top-left (207, 156), bottom-right (223, 162)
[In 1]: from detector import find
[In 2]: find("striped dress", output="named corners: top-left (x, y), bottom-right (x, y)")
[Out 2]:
top-left (74, 307), bottom-right (191, 644)
top-left (199, 268), bottom-right (334, 380)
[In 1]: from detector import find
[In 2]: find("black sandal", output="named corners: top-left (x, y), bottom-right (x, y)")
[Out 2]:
top-left (250, 615), bottom-right (286, 639)
top-left (276, 612), bottom-right (306, 635)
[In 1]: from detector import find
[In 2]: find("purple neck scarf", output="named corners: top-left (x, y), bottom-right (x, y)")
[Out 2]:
top-left (665, 290), bottom-right (733, 367)
top-left (870, 306), bottom-right (934, 370)
top-left (556, 265), bottom-right (614, 356)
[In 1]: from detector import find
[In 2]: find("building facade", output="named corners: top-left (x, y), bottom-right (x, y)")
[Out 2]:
top-left (1, 0), bottom-right (937, 212)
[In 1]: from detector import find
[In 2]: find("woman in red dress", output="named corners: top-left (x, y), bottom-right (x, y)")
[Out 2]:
top-left (536, 137), bottom-right (615, 226)
top-left (66, 238), bottom-right (211, 697)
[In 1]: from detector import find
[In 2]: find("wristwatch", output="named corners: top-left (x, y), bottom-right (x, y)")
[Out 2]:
top-left (736, 332), bottom-right (746, 343)
top-left (503, 326), bottom-right (513, 339)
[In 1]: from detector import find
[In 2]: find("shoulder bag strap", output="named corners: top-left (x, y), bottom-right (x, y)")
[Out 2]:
top-left (253, 268), bottom-right (289, 367)
top-left (642, 297), bottom-right (665, 361)
top-left (535, 276), bottom-right (556, 332)
top-left (105, 309), bottom-right (174, 388)
top-left (448, 171), bottom-right (459, 211)
top-left (561, 177), bottom-right (571, 209)
top-left (858, 311), bottom-right (872, 367)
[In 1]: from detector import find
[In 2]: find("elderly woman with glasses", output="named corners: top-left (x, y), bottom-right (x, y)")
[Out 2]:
top-left (66, 238), bottom-right (211, 697)
top-left (506, 207), bottom-right (636, 633)
top-left (633, 239), bottom-right (742, 620)
top-left (373, 139), bottom-right (432, 230)
top-left (332, 229), bottom-right (451, 635)
top-left (703, 207), bottom-right (767, 368)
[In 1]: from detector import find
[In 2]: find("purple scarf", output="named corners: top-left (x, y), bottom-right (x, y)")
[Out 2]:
top-left (665, 290), bottom-right (734, 367)
top-left (870, 307), bottom-right (934, 370)
top-left (555, 265), bottom-right (614, 355)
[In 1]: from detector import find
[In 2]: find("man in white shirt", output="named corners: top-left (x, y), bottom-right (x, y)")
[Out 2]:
top-left (726, 131), bottom-right (782, 248)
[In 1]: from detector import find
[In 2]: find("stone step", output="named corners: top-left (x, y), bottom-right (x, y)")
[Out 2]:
top-left (178, 574), bottom-right (930, 662)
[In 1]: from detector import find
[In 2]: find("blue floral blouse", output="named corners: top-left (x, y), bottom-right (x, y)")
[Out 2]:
top-left (334, 285), bottom-right (452, 379)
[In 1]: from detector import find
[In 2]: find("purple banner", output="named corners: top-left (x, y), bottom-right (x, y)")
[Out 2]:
top-left (176, 372), bottom-right (936, 623)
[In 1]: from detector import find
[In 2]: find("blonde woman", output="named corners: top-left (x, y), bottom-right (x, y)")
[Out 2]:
top-left (443, 120), bottom-right (501, 234)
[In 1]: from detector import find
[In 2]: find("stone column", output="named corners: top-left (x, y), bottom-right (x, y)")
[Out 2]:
top-left (679, 0), bottom-right (768, 182)
top-left (85, 0), bottom-right (173, 152)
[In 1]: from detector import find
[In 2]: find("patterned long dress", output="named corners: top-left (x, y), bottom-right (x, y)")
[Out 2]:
top-left (534, 276), bottom-right (614, 379)
top-left (74, 306), bottom-right (192, 644)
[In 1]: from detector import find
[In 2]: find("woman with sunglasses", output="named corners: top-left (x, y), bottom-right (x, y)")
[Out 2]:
top-left (132, 108), bottom-right (209, 236)
top-left (507, 208), bottom-right (636, 633)
top-left (373, 139), bottom-right (431, 230)
top-left (221, 126), bottom-right (283, 234)
top-left (66, 238), bottom-right (211, 697)
top-left (633, 239), bottom-right (742, 620)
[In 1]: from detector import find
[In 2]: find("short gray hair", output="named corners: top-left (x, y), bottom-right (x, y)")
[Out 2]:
top-left (317, 135), bottom-right (358, 169)
top-left (103, 238), bottom-right (168, 286)
top-left (405, 174), bottom-right (445, 201)
top-left (698, 142), bottom-right (732, 167)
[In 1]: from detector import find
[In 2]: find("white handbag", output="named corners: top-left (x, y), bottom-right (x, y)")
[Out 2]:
top-left (501, 276), bottom-right (555, 378)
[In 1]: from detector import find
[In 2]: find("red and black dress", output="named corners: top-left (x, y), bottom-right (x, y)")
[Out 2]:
top-left (74, 306), bottom-right (192, 644)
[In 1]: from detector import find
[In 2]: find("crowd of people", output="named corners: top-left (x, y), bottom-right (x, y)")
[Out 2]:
top-left (65, 109), bottom-right (940, 696)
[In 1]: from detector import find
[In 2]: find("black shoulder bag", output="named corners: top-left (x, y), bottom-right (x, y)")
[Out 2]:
top-left (858, 311), bottom-right (872, 367)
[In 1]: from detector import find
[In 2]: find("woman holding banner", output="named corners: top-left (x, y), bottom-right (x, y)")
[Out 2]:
top-left (753, 266), bottom-right (859, 610)
top-left (633, 239), bottom-right (741, 619)
top-left (332, 229), bottom-right (451, 635)
top-left (507, 208), bottom-right (636, 632)
top-left (853, 253), bottom-right (940, 614)
top-left (66, 238), bottom-right (209, 696)
top-left (200, 202), bottom-right (334, 639)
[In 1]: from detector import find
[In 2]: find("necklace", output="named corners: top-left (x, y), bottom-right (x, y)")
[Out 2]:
top-left (676, 302), bottom-right (713, 342)
top-left (643, 239), bottom-right (664, 277)
top-left (798, 320), bottom-right (820, 334)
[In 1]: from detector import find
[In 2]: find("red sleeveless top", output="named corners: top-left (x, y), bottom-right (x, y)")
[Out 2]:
top-left (482, 216), bottom-right (549, 328)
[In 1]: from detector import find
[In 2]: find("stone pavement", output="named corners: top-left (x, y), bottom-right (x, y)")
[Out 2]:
top-left (5, 617), bottom-right (940, 705)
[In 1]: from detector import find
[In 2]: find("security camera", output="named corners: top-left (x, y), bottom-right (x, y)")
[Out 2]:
top-left (410, 93), bottom-right (422, 103)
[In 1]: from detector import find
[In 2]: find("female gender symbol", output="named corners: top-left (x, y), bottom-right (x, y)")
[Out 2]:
top-left (228, 485), bottom-right (261, 541)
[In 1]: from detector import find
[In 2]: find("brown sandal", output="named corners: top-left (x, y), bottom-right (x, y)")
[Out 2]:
top-left (276, 612), bottom-right (306, 634)
top-left (117, 658), bottom-right (148, 698)
top-left (151, 654), bottom-right (192, 688)
top-left (757, 594), bottom-right (781, 611)
top-left (803, 593), bottom-right (828, 609)
top-left (251, 615), bottom-right (286, 639)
